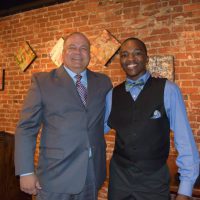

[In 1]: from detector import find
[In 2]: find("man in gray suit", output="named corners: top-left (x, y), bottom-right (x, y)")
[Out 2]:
top-left (15, 32), bottom-right (112, 200)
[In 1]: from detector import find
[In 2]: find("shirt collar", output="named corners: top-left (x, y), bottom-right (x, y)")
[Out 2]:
top-left (64, 66), bottom-right (87, 83)
top-left (126, 71), bottom-right (150, 84)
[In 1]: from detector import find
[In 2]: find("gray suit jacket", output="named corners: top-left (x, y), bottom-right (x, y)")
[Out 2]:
top-left (15, 66), bottom-right (112, 194)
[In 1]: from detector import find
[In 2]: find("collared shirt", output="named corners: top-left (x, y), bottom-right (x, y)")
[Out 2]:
top-left (104, 71), bottom-right (199, 197)
top-left (64, 66), bottom-right (88, 88)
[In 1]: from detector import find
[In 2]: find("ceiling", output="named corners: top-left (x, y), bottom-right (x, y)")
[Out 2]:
top-left (0, 0), bottom-right (31, 10)
top-left (0, 0), bottom-right (71, 17)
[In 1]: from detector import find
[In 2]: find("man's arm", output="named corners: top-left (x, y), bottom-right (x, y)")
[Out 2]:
top-left (104, 89), bottom-right (113, 133)
top-left (176, 194), bottom-right (191, 200)
top-left (15, 74), bottom-right (43, 194)
top-left (164, 80), bottom-right (199, 198)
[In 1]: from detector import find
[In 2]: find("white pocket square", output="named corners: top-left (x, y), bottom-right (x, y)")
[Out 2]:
top-left (151, 110), bottom-right (161, 119)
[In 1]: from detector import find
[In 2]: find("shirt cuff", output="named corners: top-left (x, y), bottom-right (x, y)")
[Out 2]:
top-left (104, 124), bottom-right (110, 134)
top-left (178, 180), bottom-right (194, 197)
top-left (20, 172), bottom-right (34, 176)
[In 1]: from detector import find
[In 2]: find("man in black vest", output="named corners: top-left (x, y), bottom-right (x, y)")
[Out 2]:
top-left (105, 38), bottom-right (199, 200)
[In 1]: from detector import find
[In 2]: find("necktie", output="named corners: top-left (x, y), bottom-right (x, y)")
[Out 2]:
top-left (125, 79), bottom-right (145, 92)
top-left (75, 74), bottom-right (87, 106)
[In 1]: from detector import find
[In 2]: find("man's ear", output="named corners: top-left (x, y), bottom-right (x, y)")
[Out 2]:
top-left (62, 51), bottom-right (65, 62)
top-left (146, 56), bottom-right (149, 64)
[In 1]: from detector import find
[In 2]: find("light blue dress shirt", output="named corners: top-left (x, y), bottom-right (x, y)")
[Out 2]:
top-left (64, 66), bottom-right (87, 88)
top-left (104, 71), bottom-right (199, 197)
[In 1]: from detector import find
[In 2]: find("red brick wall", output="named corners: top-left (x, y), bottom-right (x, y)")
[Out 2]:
top-left (0, 0), bottom-right (200, 199)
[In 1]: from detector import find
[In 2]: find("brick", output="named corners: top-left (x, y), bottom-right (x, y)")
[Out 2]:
top-left (184, 4), bottom-right (200, 12)
top-left (151, 28), bottom-right (170, 35)
top-left (173, 6), bottom-right (183, 12)
top-left (175, 67), bottom-right (192, 73)
top-left (169, 0), bottom-right (179, 6)
top-left (180, 0), bottom-right (190, 3)
top-left (124, 1), bottom-right (140, 7)
top-left (0, 1), bottom-right (200, 200)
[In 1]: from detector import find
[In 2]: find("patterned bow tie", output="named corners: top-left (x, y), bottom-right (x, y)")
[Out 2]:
top-left (125, 79), bottom-right (145, 92)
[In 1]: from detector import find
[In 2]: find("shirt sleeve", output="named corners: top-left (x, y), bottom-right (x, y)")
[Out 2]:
top-left (20, 172), bottom-right (34, 176)
top-left (104, 89), bottom-right (113, 134)
top-left (164, 80), bottom-right (200, 197)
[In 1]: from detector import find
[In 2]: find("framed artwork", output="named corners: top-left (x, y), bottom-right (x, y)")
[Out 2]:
top-left (147, 55), bottom-right (174, 81)
top-left (14, 41), bottom-right (36, 72)
top-left (91, 29), bottom-right (121, 66)
top-left (50, 37), bottom-right (64, 67)
top-left (0, 69), bottom-right (5, 91)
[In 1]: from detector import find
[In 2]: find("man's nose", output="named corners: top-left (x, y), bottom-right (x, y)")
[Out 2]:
top-left (128, 53), bottom-right (136, 61)
top-left (73, 47), bottom-right (81, 54)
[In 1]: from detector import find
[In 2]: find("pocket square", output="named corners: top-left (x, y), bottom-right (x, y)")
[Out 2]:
top-left (151, 110), bottom-right (161, 119)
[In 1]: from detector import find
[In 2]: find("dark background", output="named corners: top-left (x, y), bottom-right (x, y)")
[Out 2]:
top-left (0, 0), bottom-right (71, 17)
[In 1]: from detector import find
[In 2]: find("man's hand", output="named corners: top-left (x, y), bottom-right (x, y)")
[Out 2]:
top-left (176, 194), bottom-right (191, 200)
top-left (20, 174), bottom-right (42, 195)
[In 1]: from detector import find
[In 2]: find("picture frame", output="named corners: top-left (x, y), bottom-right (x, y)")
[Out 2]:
top-left (50, 37), bottom-right (64, 67)
top-left (91, 29), bottom-right (121, 66)
top-left (147, 55), bottom-right (174, 81)
top-left (14, 41), bottom-right (37, 72)
top-left (0, 69), bottom-right (5, 91)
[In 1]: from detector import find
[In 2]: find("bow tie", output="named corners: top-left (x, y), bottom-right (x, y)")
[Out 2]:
top-left (125, 80), bottom-right (145, 92)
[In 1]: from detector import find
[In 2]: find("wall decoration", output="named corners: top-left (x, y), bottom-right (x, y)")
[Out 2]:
top-left (0, 69), bottom-right (5, 91)
top-left (91, 29), bottom-right (121, 66)
top-left (14, 42), bottom-right (36, 72)
top-left (147, 55), bottom-right (174, 81)
top-left (50, 37), bottom-right (64, 67)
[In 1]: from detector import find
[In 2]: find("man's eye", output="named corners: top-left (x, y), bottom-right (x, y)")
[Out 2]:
top-left (134, 50), bottom-right (143, 56)
top-left (68, 46), bottom-right (76, 50)
top-left (120, 53), bottom-right (128, 58)
top-left (81, 47), bottom-right (88, 51)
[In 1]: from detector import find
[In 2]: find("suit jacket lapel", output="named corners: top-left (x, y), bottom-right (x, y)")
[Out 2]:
top-left (56, 66), bottom-right (100, 108)
top-left (87, 69), bottom-right (98, 107)
top-left (55, 66), bottom-right (83, 105)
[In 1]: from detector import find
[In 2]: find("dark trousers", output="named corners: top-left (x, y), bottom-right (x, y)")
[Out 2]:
top-left (108, 158), bottom-right (170, 200)
top-left (36, 159), bottom-right (97, 200)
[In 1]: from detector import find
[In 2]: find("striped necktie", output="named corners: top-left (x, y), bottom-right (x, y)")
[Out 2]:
top-left (75, 74), bottom-right (87, 106)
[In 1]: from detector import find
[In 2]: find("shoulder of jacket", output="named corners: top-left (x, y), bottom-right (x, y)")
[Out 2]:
top-left (151, 77), bottom-right (167, 82)
top-left (33, 68), bottom-right (57, 79)
top-left (114, 81), bottom-right (125, 89)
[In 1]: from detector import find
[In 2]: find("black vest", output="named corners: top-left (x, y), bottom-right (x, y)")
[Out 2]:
top-left (108, 77), bottom-right (170, 173)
